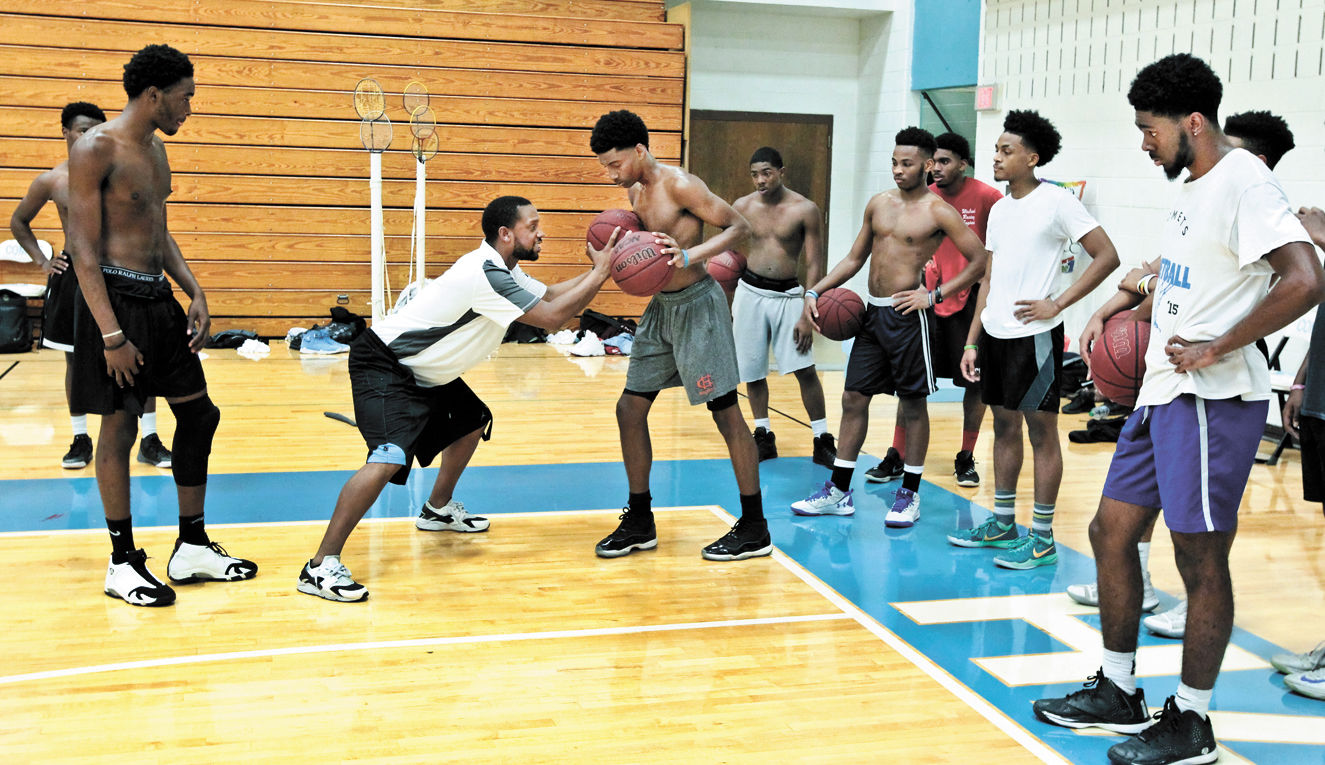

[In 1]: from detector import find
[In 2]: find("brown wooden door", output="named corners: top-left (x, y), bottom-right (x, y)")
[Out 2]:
top-left (687, 110), bottom-right (832, 249)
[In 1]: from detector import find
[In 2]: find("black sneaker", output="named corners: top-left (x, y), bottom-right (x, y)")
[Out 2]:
top-left (137, 433), bottom-right (173, 468)
top-left (812, 433), bottom-right (837, 467)
top-left (62, 433), bottom-right (93, 469)
top-left (864, 447), bottom-right (904, 483)
top-left (954, 450), bottom-right (980, 487)
top-left (753, 427), bottom-right (777, 461)
top-left (1033, 670), bottom-right (1153, 734)
top-left (1061, 387), bottom-right (1095, 414)
top-left (595, 508), bottom-right (657, 558)
top-left (701, 516), bottom-right (772, 561)
top-left (1107, 696), bottom-right (1217, 765)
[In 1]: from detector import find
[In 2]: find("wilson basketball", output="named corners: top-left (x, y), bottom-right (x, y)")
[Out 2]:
top-left (587, 208), bottom-right (643, 251)
top-left (706, 249), bottom-right (746, 292)
top-left (1089, 310), bottom-right (1151, 407)
top-left (815, 287), bottom-right (865, 341)
top-left (610, 231), bottom-right (673, 296)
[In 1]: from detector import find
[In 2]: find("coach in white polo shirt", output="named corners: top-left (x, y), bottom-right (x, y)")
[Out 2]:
top-left (297, 195), bottom-right (617, 602)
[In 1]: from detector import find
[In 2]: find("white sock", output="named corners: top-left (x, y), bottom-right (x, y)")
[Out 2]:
top-left (1174, 683), bottom-right (1212, 718)
top-left (754, 418), bottom-right (771, 431)
top-left (140, 412), bottom-right (157, 437)
top-left (1102, 648), bottom-right (1137, 695)
top-left (903, 464), bottom-right (924, 474)
top-left (71, 414), bottom-right (88, 437)
top-left (833, 457), bottom-right (856, 468)
top-left (810, 418), bottom-right (828, 436)
top-left (1137, 541), bottom-right (1151, 573)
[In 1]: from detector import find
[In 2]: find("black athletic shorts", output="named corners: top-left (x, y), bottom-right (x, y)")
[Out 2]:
top-left (843, 300), bottom-right (936, 400)
top-left (978, 324), bottom-right (1064, 413)
top-left (931, 284), bottom-right (980, 389)
top-left (348, 329), bottom-right (492, 485)
top-left (70, 265), bottom-right (206, 416)
top-left (40, 252), bottom-right (77, 352)
top-left (1299, 415), bottom-right (1325, 506)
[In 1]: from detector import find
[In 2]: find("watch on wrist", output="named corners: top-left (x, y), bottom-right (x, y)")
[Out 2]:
top-left (933, 286), bottom-right (944, 305)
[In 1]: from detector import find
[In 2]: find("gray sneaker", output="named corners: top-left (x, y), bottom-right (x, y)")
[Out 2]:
top-left (1272, 640), bottom-right (1325, 675)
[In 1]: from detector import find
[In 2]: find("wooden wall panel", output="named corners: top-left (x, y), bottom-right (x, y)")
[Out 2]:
top-left (0, 15), bottom-right (684, 78)
top-left (0, 46), bottom-right (683, 106)
top-left (307, 0), bottom-right (666, 23)
top-left (0, 108), bottom-right (683, 158)
top-left (3, 0), bottom-right (683, 50)
top-left (0, 1), bottom-right (681, 329)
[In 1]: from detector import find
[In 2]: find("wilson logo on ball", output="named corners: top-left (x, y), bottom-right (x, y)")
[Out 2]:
top-left (615, 248), bottom-right (656, 272)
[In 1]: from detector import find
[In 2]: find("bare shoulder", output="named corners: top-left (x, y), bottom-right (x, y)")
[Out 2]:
top-left (733, 190), bottom-right (758, 211)
top-left (669, 164), bottom-right (711, 192)
top-left (69, 124), bottom-right (117, 164)
top-left (29, 166), bottom-right (60, 193)
top-left (788, 190), bottom-right (820, 217)
top-left (867, 189), bottom-right (900, 212)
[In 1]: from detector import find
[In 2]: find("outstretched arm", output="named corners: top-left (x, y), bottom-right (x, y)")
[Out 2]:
top-left (518, 232), bottom-right (615, 331)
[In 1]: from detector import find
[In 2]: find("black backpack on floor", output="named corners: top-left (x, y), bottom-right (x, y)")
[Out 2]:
top-left (0, 289), bottom-right (32, 353)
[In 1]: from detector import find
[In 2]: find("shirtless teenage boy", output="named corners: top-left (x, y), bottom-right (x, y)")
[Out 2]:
top-left (790, 127), bottom-right (989, 527)
top-left (9, 101), bottom-right (172, 471)
top-left (731, 146), bottom-right (835, 467)
top-left (67, 45), bottom-right (256, 606)
top-left (589, 110), bottom-right (769, 561)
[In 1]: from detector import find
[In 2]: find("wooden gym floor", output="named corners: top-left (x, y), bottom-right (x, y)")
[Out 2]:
top-left (1, 343), bottom-right (1323, 763)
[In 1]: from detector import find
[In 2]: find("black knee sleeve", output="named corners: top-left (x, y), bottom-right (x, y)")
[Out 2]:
top-left (623, 388), bottom-right (659, 402)
top-left (169, 395), bottom-right (220, 487)
top-left (706, 389), bottom-right (738, 412)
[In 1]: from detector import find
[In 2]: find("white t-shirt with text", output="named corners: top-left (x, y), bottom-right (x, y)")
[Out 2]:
top-left (1139, 148), bottom-right (1312, 406)
top-left (371, 241), bottom-right (546, 387)
top-left (982, 182), bottom-right (1100, 339)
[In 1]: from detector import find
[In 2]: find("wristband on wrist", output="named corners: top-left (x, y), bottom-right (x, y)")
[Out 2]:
top-left (1291, 383), bottom-right (1307, 391)
top-left (963, 344), bottom-right (978, 351)
top-left (681, 249), bottom-right (690, 267)
top-left (1138, 274), bottom-right (1156, 295)
top-left (805, 289), bottom-right (819, 300)
top-left (104, 336), bottom-right (128, 351)
top-left (928, 290), bottom-right (935, 307)
top-left (101, 329), bottom-right (124, 340)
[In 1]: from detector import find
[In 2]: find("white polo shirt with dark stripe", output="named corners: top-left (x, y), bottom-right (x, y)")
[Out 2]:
top-left (371, 240), bottom-right (546, 387)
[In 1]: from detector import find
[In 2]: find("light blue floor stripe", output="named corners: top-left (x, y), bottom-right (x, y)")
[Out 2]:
top-left (3, 456), bottom-right (1321, 762)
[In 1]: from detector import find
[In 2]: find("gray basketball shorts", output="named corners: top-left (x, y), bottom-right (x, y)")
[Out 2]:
top-left (626, 276), bottom-right (741, 405)
top-left (731, 278), bottom-right (814, 382)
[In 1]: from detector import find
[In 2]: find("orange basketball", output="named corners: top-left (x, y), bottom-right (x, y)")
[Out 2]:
top-left (587, 209), bottom-right (643, 251)
top-left (816, 288), bottom-right (865, 341)
top-left (1089, 310), bottom-right (1151, 407)
top-left (610, 231), bottom-right (673, 297)
top-left (706, 249), bottom-right (746, 292)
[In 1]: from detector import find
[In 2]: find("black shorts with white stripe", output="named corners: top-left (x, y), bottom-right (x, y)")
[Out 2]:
top-left (843, 299), bottom-right (936, 400)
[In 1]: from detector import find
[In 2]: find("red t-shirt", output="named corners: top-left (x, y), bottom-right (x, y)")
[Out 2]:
top-left (924, 177), bottom-right (1003, 316)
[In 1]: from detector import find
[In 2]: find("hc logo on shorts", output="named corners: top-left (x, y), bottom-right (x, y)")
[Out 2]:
top-left (695, 373), bottom-right (714, 395)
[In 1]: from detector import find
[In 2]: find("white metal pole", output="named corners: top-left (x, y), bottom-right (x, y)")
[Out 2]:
top-left (369, 152), bottom-right (385, 323)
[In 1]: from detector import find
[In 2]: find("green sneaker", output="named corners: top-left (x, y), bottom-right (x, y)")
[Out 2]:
top-left (947, 517), bottom-right (1020, 548)
top-left (993, 532), bottom-right (1058, 569)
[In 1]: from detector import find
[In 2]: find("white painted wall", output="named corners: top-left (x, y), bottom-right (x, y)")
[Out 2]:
top-left (974, 0), bottom-right (1325, 395)
top-left (679, 0), bottom-right (919, 291)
